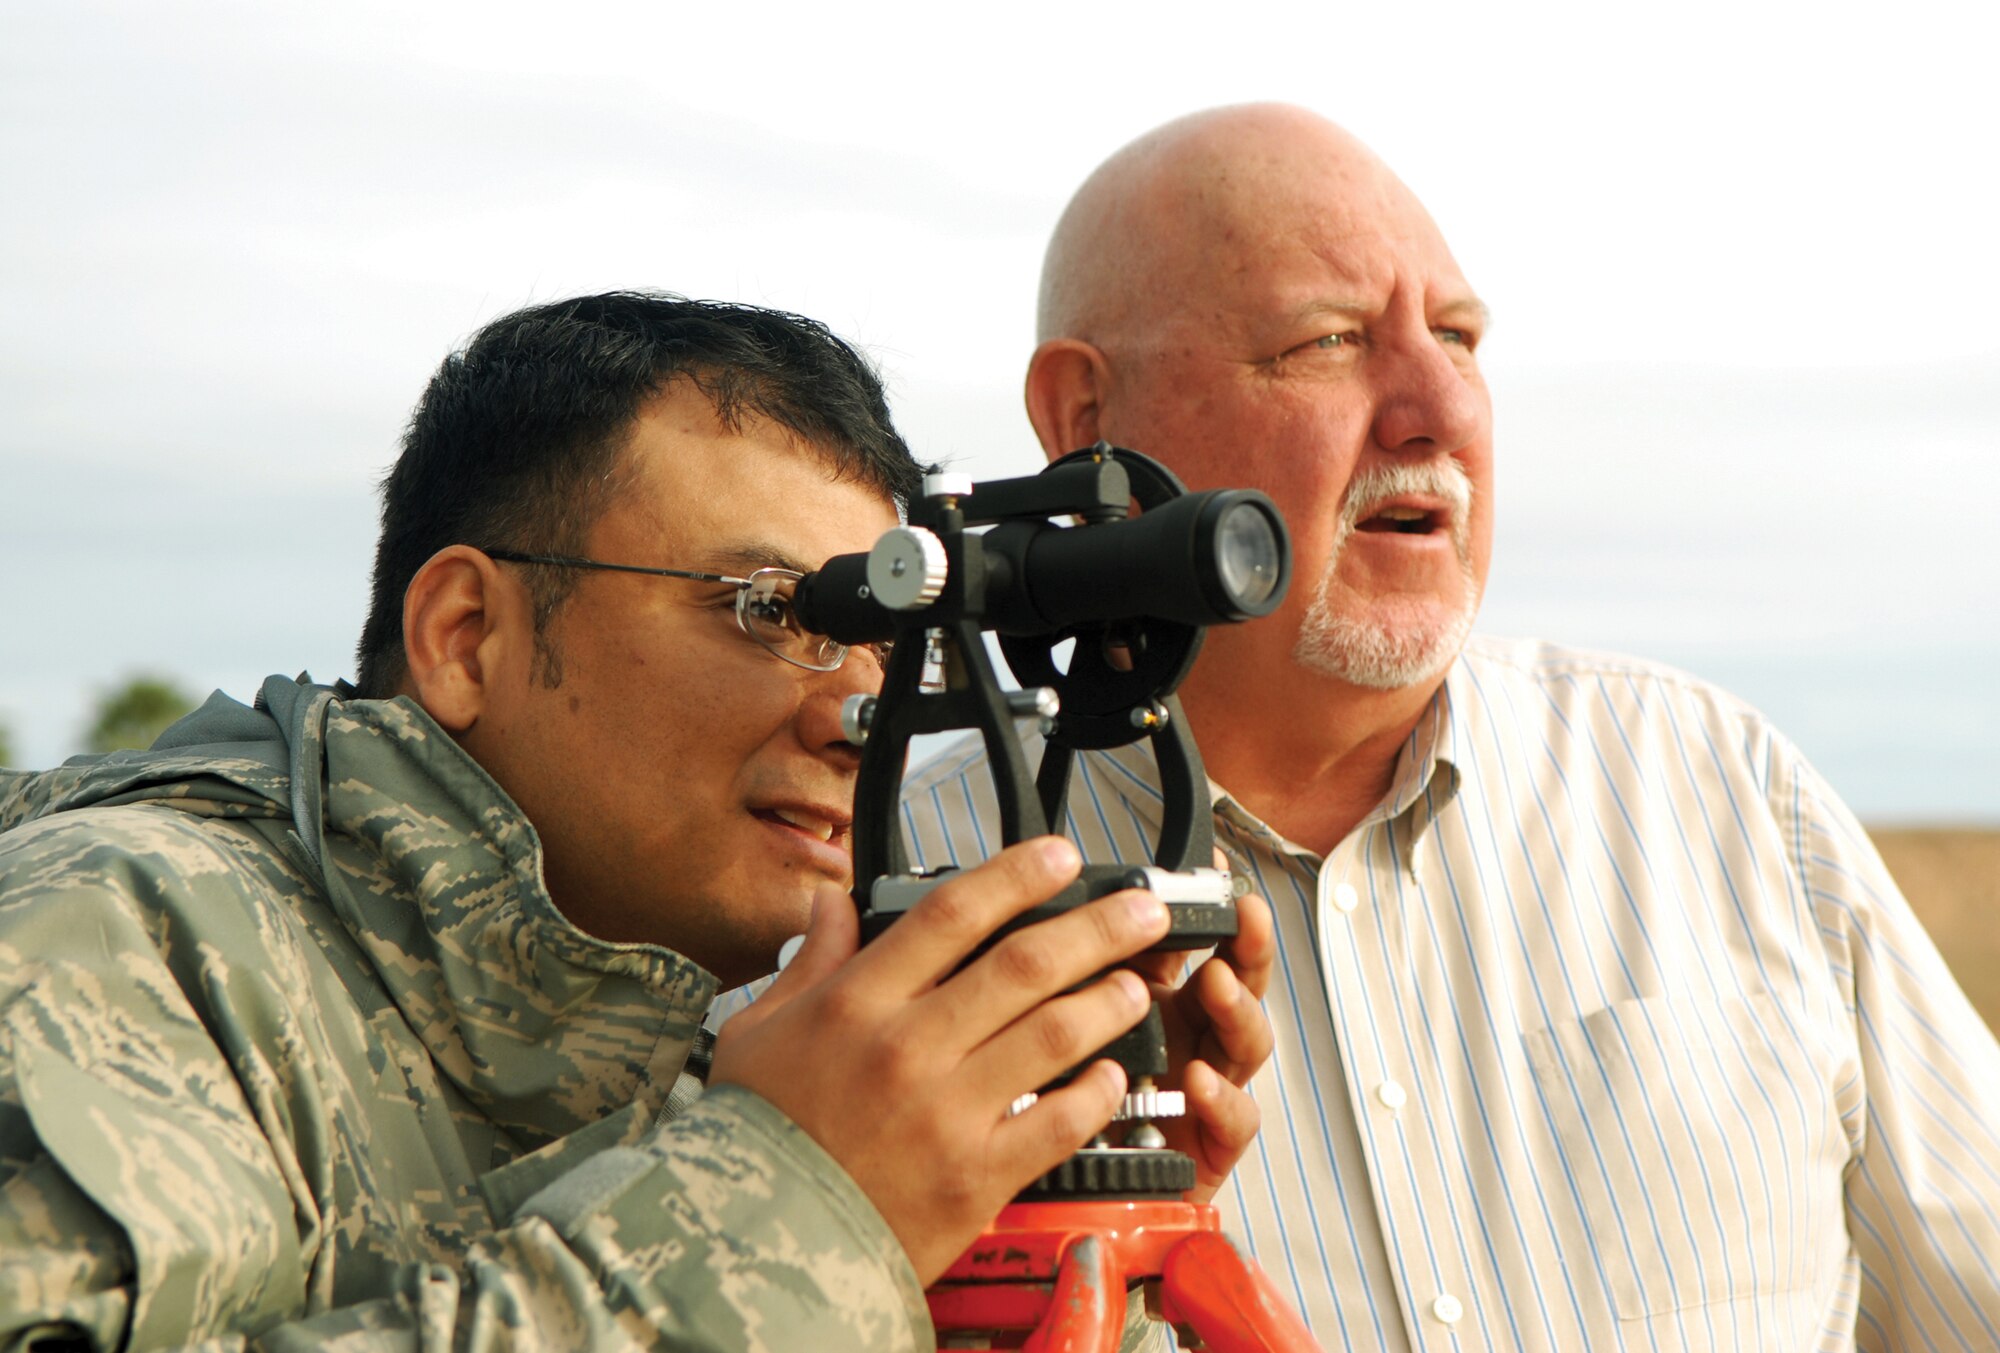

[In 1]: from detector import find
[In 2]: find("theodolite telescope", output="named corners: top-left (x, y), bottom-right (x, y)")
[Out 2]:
top-left (794, 443), bottom-right (1289, 1181)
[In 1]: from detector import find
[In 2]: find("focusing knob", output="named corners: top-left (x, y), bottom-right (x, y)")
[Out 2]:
top-left (1018, 1147), bottom-right (1196, 1200)
top-left (866, 526), bottom-right (948, 611)
top-left (840, 694), bottom-right (876, 745)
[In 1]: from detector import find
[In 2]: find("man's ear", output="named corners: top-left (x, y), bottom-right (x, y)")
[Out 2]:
top-left (400, 546), bottom-right (523, 733)
top-left (1024, 338), bottom-right (1113, 462)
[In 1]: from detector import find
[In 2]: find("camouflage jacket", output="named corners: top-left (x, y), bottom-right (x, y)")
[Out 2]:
top-left (0, 676), bottom-right (930, 1351)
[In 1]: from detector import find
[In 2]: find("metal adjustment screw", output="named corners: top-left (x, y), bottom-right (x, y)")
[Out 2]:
top-left (1112, 1088), bottom-right (1187, 1122)
top-left (1118, 1077), bottom-right (1180, 1149)
top-left (920, 627), bottom-right (949, 695)
top-left (1007, 686), bottom-right (1060, 737)
top-left (840, 694), bottom-right (877, 745)
top-left (867, 526), bottom-right (948, 611)
top-left (922, 471), bottom-right (974, 502)
top-left (1129, 701), bottom-right (1170, 731)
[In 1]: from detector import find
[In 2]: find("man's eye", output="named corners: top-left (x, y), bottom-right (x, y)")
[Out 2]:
top-left (1435, 327), bottom-right (1476, 348)
top-left (1277, 332), bottom-right (1352, 362)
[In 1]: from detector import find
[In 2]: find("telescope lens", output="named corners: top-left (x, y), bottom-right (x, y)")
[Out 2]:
top-left (1214, 501), bottom-right (1283, 611)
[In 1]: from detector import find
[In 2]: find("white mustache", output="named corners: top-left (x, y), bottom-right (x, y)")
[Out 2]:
top-left (1338, 458), bottom-right (1474, 531)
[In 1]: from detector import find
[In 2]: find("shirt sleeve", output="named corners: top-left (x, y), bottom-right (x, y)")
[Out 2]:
top-left (234, 1087), bottom-right (930, 1353)
top-left (1787, 750), bottom-right (2000, 1349)
top-left (0, 820), bottom-right (931, 1353)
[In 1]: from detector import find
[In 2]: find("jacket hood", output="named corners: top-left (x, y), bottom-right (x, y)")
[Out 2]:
top-left (0, 677), bottom-right (306, 833)
top-left (1, 674), bottom-right (719, 1146)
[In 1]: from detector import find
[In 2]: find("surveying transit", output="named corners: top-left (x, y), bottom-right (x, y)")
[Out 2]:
top-left (795, 445), bottom-right (1319, 1349)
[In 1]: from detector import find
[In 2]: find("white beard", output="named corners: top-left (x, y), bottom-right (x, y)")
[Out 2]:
top-left (1292, 459), bottom-right (1480, 691)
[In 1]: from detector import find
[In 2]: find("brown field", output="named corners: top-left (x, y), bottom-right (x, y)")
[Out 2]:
top-left (1867, 828), bottom-right (2000, 1034)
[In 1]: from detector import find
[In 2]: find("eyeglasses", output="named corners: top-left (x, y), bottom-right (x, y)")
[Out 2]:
top-left (483, 548), bottom-right (876, 673)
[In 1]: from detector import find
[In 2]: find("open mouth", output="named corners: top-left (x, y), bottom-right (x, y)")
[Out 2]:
top-left (753, 806), bottom-right (845, 845)
top-left (1355, 505), bottom-right (1445, 536)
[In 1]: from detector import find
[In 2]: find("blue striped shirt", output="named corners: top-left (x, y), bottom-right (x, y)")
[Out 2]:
top-left (896, 635), bottom-right (2000, 1351)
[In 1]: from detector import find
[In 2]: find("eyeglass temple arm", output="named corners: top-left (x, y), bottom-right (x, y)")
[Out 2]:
top-left (481, 549), bottom-right (751, 586)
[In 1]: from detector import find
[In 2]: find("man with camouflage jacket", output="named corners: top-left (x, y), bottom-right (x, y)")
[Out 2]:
top-left (0, 293), bottom-right (1270, 1350)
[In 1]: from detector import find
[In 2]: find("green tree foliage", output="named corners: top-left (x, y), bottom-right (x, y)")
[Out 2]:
top-left (87, 675), bottom-right (198, 754)
top-left (0, 716), bottom-right (15, 768)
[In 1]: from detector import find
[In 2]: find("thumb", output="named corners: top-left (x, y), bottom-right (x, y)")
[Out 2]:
top-left (755, 883), bottom-right (859, 1011)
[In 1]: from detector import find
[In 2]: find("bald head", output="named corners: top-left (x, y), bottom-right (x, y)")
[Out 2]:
top-left (1036, 104), bottom-right (1426, 348)
top-left (1023, 103), bottom-right (1493, 713)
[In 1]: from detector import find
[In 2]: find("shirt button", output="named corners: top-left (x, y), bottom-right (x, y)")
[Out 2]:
top-left (1332, 881), bottom-right (1359, 912)
top-left (1375, 1080), bottom-right (1407, 1112)
top-left (1431, 1293), bottom-right (1463, 1325)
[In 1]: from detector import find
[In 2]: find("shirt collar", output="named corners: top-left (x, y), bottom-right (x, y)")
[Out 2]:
top-left (1077, 665), bottom-right (1467, 878)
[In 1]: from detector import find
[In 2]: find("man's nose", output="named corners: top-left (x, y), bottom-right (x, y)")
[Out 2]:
top-left (794, 647), bottom-right (886, 768)
top-left (1369, 333), bottom-right (1488, 455)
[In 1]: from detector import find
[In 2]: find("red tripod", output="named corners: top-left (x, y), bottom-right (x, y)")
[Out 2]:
top-left (928, 1199), bottom-right (1320, 1351)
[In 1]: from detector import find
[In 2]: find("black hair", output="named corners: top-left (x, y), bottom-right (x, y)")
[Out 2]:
top-left (354, 291), bottom-right (923, 696)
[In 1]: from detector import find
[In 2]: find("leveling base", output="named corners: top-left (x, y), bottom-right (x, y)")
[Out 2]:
top-left (929, 1199), bottom-right (1319, 1351)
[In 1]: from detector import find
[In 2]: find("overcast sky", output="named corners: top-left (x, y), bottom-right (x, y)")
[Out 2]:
top-left (3, 1), bottom-right (1995, 820)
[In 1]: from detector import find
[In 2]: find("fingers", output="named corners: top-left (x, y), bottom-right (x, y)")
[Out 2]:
top-left (716, 884), bottom-right (858, 1040)
top-left (1219, 888), bottom-right (1276, 1002)
top-left (966, 967), bottom-right (1152, 1094)
top-left (993, 1057), bottom-right (1129, 1182)
top-left (1190, 952), bottom-right (1274, 1087)
top-left (768, 884), bottom-right (859, 996)
top-left (1125, 947), bottom-right (1191, 989)
top-left (1126, 871), bottom-right (1273, 997)
top-left (1182, 1060), bottom-right (1262, 1201)
top-left (930, 886), bottom-right (1170, 1039)
top-left (858, 837), bottom-right (1083, 997)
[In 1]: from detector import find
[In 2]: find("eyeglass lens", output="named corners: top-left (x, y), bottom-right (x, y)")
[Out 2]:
top-left (739, 570), bottom-right (846, 672)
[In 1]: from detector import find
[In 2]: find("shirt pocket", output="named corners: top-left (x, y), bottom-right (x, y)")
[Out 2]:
top-left (1521, 992), bottom-right (1849, 1318)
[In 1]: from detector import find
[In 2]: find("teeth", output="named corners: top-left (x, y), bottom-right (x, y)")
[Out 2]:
top-left (1374, 506), bottom-right (1428, 521)
top-left (772, 808), bottom-right (834, 842)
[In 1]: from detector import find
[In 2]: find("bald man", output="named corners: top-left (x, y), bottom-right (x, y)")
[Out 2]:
top-left (902, 105), bottom-right (2000, 1350)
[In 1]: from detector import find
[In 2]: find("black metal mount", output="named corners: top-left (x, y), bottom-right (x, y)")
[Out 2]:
top-left (846, 447), bottom-right (1236, 954)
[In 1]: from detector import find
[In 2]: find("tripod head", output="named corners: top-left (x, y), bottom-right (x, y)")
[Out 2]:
top-left (793, 444), bottom-right (1290, 1195)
